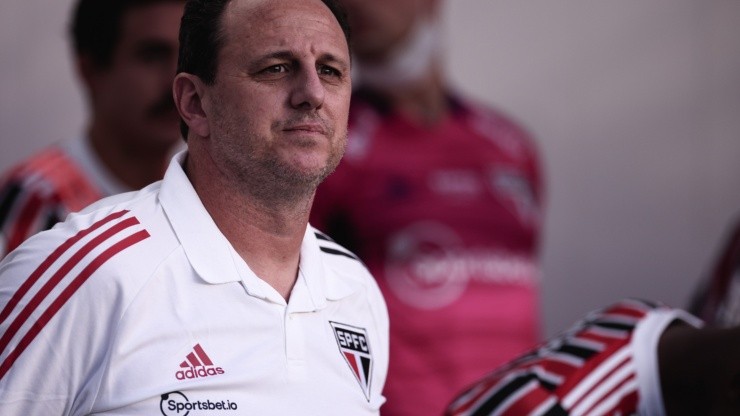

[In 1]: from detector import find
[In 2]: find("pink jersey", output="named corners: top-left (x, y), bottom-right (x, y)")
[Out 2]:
top-left (446, 299), bottom-right (702, 416)
top-left (311, 90), bottom-right (544, 416)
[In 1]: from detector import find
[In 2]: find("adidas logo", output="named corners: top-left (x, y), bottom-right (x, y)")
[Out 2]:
top-left (175, 344), bottom-right (225, 381)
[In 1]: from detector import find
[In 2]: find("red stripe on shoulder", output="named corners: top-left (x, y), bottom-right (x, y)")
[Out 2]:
top-left (562, 352), bottom-right (631, 411)
top-left (0, 216), bottom-right (142, 354)
top-left (556, 338), bottom-right (630, 397)
top-left (9, 149), bottom-right (67, 179)
top-left (4, 148), bottom-right (102, 216)
top-left (500, 383), bottom-right (552, 416)
top-left (578, 372), bottom-right (637, 415)
top-left (0, 210), bottom-right (129, 325)
top-left (0, 228), bottom-right (149, 380)
top-left (446, 375), bottom-right (504, 416)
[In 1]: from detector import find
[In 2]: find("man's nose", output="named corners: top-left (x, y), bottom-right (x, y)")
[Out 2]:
top-left (290, 68), bottom-right (325, 110)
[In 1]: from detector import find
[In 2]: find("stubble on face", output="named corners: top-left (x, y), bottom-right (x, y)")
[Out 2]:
top-left (201, 0), bottom-right (351, 208)
top-left (210, 98), bottom-right (347, 205)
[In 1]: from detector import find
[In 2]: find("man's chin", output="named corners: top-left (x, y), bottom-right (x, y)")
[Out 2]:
top-left (294, 155), bottom-right (342, 182)
top-left (283, 166), bottom-right (330, 187)
top-left (271, 160), bottom-right (334, 189)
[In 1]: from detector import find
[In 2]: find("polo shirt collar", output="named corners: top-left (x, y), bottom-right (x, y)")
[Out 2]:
top-left (158, 152), bottom-right (362, 307)
top-left (159, 151), bottom-right (241, 286)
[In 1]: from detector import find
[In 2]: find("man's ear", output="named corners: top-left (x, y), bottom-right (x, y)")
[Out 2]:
top-left (173, 73), bottom-right (210, 139)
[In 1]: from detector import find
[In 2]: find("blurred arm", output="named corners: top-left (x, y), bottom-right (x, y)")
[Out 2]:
top-left (659, 323), bottom-right (740, 415)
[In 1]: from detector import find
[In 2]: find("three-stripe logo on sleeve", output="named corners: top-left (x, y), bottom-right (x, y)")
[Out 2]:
top-left (0, 209), bottom-right (150, 380)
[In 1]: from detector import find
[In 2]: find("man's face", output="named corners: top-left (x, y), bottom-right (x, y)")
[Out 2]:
top-left (339, 0), bottom-right (433, 62)
top-left (201, 0), bottom-right (352, 198)
top-left (88, 1), bottom-right (184, 151)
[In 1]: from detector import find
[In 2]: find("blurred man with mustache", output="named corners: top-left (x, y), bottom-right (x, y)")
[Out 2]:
top-left (0, 0), bottom-right (185, 258)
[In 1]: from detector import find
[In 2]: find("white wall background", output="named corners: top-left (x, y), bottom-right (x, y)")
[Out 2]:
top-left (0, 0), bottom-right (86, 165)
top-left (2, 1), bottom-right (740, 337)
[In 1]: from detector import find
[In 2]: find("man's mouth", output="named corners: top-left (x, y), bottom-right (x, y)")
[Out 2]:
top-left (284, 123), bottom-right (327, 134)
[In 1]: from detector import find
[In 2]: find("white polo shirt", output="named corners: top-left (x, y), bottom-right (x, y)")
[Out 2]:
top-left (0, 152), bottom-right (389, 415)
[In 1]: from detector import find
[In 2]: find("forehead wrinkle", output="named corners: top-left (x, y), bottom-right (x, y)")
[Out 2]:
top-left (233, 16), bottom-right (342, 45)
top-left (221, 15), bottom-right (348, 68)
top-left (223, 0), bottom-right (345, 43)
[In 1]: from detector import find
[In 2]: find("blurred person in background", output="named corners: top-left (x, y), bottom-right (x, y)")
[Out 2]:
top-left (0, 0), bottom-right (185, 259)
top-left (310, 0), bottom-right (545, 414)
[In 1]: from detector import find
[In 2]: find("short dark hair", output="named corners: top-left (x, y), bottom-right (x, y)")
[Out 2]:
top-left (176, 0), bottom-right (351, 138)
top-left (70, 0), bottom-right (183, 68)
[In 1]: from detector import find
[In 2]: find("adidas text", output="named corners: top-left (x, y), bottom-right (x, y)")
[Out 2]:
top-left (175, 366), bottom-right (225, 380)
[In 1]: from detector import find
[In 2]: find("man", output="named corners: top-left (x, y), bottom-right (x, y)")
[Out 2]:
top-left (446, 299), bottom-right (740, 416)
top-left (0, 0), bottom-right (184, 259)
top-left (310, 0), bottom-right (543, 414)
top-left (0, 0), bottom-right (388, 414)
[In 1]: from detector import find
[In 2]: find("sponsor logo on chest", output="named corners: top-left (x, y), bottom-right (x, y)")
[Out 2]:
top-left (160, 391), bottom-right (238, 415)
top-left (428, 169), bottom-right (484, 197)
top-left (174, 343), bottom-right (225, 381)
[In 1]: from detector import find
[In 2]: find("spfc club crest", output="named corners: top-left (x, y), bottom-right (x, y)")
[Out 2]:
top-left (330, 321), bottom-right (373, 401)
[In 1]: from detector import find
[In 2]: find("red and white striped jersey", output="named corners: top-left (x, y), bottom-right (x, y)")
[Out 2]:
top-left (0, 152), bottom-right (389, 415)
top-left (0, 139), bottom-right (128, 259)
top-left (445, 299), bottom-right (702, 416)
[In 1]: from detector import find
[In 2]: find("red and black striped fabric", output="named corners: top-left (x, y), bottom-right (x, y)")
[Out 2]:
top-left (0, 148), bottom-right (103, 258)
top-left (445, 300), bottom-right (666, 416)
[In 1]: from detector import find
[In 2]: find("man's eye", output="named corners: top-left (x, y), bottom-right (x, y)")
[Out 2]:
top-left (318, 65), bottom-right (341, 77)
top-left (264, 64), bottom-right (288, 73)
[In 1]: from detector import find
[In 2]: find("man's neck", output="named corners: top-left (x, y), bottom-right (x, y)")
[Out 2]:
top-left (186, 151), bottom-right (311, 301)
top-left (213, 196), bottom-right (307, 302)
top-left (88, 122), bottom-right (173, 190)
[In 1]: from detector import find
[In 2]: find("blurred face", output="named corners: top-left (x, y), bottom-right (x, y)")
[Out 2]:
top-left (200, 0), bottom-right (352, 199)
top-left (339, 0), bottom-right (434, 62)
top-left (88, 1), bottom-right (184, 151)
